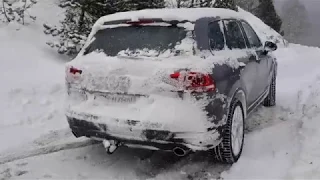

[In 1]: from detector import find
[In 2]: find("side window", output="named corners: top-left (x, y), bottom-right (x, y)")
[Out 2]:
top-left (241, 21), bottom-right (262, 48)
top-left (223, 20), bottom-right (246, 49)
top-left (208, 21), bottom-right (225, 51)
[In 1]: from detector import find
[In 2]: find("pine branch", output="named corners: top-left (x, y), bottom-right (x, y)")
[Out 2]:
top-left (2, 0), bottom-right (11, 22)
top-left (22, 0), bottom-right (27, 25)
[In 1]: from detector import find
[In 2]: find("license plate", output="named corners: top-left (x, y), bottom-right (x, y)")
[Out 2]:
top-left (94, 93), bottom-right (139, 104)
top-left (87, 76), bottom-right (131, 93)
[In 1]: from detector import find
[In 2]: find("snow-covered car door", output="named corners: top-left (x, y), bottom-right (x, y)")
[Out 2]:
top-left (222, 19), bottom-right (260, 106)
top-left (239, 20), bottom-right (272, 94)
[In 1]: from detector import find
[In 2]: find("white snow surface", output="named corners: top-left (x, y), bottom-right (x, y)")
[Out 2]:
top-left (221, 44), bottom-right (320, 179)
top-left (0, 0), bottom-right (66, 153)
top-left (1, 2), bottom-right (320, 179)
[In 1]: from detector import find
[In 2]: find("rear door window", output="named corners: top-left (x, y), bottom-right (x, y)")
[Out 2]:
top-left (208, 21), bottom-right (225, 51)
top-left (240, 21), bottom-right (262, 49)
top-left (223, 20), bottom-right (247, 49)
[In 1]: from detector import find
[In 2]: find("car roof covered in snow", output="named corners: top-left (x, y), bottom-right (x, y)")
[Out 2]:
top-left (94, 8), bottom-right (242, 25)
top-left (79, 7), bottom-right (286, 58)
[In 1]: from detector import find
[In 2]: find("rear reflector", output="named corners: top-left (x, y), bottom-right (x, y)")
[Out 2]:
top-left (170, 71), bottom-right (215, 92)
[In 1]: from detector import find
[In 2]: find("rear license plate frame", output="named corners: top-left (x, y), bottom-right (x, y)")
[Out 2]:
top-left (94, 93), bottom-right (141, 104)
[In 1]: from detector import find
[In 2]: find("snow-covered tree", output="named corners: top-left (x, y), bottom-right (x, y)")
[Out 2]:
top-left (213, 0), bottom-right (237, 11)
top-left (122, 0), bottom-right (165, 11)
top-left (255, 0), bottom-right (282, 33)
top-left (280, 0), bottom-right (311, 43)
top-left (166, 0), bottom-right (212, 8)
top-left (45, 0), bottom-right (165, 56)
top-left (166, 0), bottom-right (237, 10)
top-left (235, 0), bottom-right (259, 13)
top-left (1, 0), bottom-right (37, 25)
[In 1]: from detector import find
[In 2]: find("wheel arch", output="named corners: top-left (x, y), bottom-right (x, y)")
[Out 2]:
top-left (229, 88), bottom-right (247, 119)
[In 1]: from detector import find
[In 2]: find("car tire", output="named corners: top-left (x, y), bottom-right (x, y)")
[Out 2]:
top-left (263, 73), bottom-right (276, 107)
top-left (212, 100), bottom-right (245, 164)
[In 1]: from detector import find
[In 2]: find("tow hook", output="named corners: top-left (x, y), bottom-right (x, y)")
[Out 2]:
top-left (102, 139), bottom-right (121, 154)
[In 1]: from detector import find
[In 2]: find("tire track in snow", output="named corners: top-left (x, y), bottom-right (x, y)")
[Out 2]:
top-left (285, 76), bottom-right (320, 178)
top-left (150, 153), bottom-right (231, 180)
top-left (0, 140), bottom-right (99, 165)
top-left (0, 103), bottom-right (296, 179)
top-left (146, 104), bottom-right (291, 180)
top-left (219, 77), bottom-right (320, 179)
top-left (0, 106), bottom-right (286, 178)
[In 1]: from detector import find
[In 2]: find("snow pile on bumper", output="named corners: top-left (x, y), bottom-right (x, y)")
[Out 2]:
top-left (66, 93), bottom-right (221, 151)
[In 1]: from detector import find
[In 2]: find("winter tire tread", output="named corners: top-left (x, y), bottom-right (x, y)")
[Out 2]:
top-left (263, 73), bottom-right (276, 107)
top-left (211, 100), bottom-right (245, 164)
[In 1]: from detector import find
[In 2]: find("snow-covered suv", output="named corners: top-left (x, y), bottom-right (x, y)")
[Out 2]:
top-left (65, 8), bottom-right (278, 163)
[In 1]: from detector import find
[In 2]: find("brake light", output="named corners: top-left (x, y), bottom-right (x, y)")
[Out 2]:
top-left (170, 71), bottom-right (215, 92)
top-left (69, 67), bottom-right (82, 75)
top-left (126, 19), bottom-right (155, 25)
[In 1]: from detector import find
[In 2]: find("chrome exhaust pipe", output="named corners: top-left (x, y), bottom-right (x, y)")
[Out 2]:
top-left (173, 147), bottom-right (190, 157)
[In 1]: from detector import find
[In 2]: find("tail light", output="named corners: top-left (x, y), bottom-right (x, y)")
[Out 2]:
top-left (170, 71), bottom-right (215, 92)
top-left (69, 67), bottom-right (82, 75)
top-left (66, 66), bottom-right (83, 83)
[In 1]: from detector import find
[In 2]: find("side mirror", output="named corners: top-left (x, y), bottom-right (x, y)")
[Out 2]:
top-left (264, 41), bottom-right (278, 52)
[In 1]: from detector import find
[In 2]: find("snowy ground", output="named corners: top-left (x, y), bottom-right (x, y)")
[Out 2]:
top-left (1, 1), bottom-right (320, 180)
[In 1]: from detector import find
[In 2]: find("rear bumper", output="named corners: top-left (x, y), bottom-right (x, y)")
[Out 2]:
top-left (67, 116), bottom-right (221, 152)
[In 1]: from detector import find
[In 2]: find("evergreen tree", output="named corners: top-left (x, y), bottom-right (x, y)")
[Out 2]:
top-left (1, 0), bottom-right (37, 25)
top-left (123, 0), bottom-right (165, 11)
top-left (213, 0), bottom-right (238, 11)
top-left (235, 0), bottom-right (259, 13)
top-left (255, 0), bottom-right (282, 33)
top-left (44, 0), bottom-right (165, 56)
top-left (169, 0), bottom-right (237, 10)
top-left (168, 0), bottom-right (213, 8)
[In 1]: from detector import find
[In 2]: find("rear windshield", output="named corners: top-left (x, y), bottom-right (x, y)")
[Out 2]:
top-left (84, 25), bottom-right (188, 57)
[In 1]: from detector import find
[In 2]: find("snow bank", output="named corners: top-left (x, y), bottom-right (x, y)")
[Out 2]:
top-left (286, 76), bottom-right (320, 179)
top-left (0, 0), bottom-right (66, 153)
top-left (221, 44), bottom-right (320, 179)
top-left (0, 33), bottom-right (65, 152)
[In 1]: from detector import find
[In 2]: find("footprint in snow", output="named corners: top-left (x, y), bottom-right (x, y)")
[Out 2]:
top-left (43, 174), bottom-right (52, 178)
top-left (15, 162), bottom-right (28, 167)
top-left (14, 170), bottom-right (28, 176)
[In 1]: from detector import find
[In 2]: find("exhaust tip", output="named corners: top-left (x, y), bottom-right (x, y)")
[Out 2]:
top-left (173, 147), bottom-right (189, 157)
